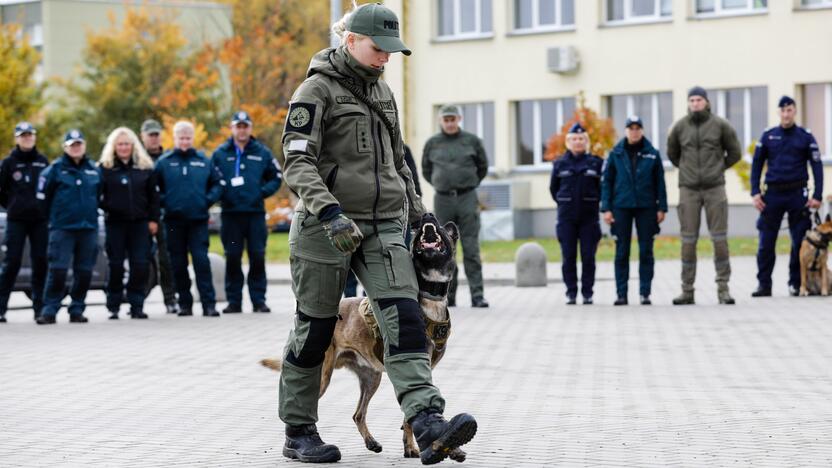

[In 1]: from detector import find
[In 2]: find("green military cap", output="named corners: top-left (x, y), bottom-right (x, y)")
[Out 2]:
top-left (439, 105), bottom-right (461, 118)
top-left (346, 3), bottom-right (411, 56)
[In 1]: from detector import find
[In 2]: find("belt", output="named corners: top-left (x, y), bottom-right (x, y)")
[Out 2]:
top-left (435, 187), bottom-right (475, 196)
top-left (765, 180), bottom-right (806, 192)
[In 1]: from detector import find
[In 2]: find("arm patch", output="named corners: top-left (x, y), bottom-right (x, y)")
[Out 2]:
top-left (286, 102), bottom-right (317, 135)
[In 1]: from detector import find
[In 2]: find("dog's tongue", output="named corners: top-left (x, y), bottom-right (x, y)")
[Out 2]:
top-left (421, 241), bottom-right (440, 250)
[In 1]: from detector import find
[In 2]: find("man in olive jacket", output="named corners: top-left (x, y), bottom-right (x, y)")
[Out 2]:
top-left (667, 86), bottom-right (742, 305)
top-left (422, 104), bottom-right (489, 308)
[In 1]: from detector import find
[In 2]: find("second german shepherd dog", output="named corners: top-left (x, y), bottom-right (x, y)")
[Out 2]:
top-left (799, 213), bottom-right (832, 296)
top-left (262, 213), bottom-right (465, 460)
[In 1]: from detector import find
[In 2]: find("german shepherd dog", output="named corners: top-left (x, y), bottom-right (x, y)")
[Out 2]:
top-left (262, 214), bottom-right (465, 461)
top-left (799, 213), bottom-right (832, 296)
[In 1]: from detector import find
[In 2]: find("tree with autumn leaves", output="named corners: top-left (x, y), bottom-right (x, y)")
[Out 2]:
top-left (544, 92), bottom-right (617, 161)
top-left (0, 23), bottom-right (44, 150)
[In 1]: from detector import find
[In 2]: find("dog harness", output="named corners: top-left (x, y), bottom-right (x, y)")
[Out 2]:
top-left (806, 233), bottom-right (830, 272)
top-left (358, 297), bottom-right (452, 353)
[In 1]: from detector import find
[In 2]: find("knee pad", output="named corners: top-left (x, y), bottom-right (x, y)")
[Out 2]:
top-left (378, 297), bottom-right (427, 356)
top-left (285, 311), bottom-right (337, 368)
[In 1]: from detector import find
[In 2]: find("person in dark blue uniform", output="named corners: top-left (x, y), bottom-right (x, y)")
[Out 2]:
top-left (601, 116), bottom-right (668, 306)
top-left (211, 111), bottom-right (281, 314)
top-left (549, 123), bottom-right (604, 305)
top-left (99, 127), bottom-right (160, 320)
top-left (750, 96), bottom-right (824, 297)
top-left (35, 130), bottom-right (101, 325)
top-left (155, 121), bottom-right (225, 317)
top-left (0, 122), bottom-right (49, 323)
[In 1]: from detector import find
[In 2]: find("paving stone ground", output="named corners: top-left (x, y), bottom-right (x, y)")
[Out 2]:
top-left (2, 255), bottom-right (832, 467)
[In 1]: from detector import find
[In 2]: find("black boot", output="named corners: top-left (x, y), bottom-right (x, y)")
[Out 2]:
top-left (283, 424), bottom-right (341, 463)
top-left (36, 315), bottom-right (56, 325)
top-left (410, 409), bottom-right (477, 465)
top-left (166, 303), bottom-right (180, 314)
top-left (108, 311), bottom-right (119, 320)
top-left (130, 310), bottom-right (148, 319)
top-left (0, 314), bottom-right (6, 323)
top-left (614, 296), bottom-right (628, 306)
top-left (69, 314), bottom-right (88, 323)
top-left (222, 304), bottom-right (242, 314)
top-left (751, 287), bottom-right (771, 297)
top-left (252, 303), bottom-right (271, 313)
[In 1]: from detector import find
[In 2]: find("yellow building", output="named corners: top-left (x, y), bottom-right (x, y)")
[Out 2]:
top-left (383, 0), bottom-right (832, 237)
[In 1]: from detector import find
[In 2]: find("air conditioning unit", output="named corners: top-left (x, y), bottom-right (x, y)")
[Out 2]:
top-left (547, 46), bottom-right (579, 74)
top-left (477, 181), bottom-right (530, 241)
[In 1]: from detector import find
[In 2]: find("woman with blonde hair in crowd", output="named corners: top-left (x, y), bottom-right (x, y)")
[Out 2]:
top-left (99, 126), bottom-right (160, 319)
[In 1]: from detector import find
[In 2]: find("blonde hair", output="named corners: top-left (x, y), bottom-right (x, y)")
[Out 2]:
top-left (565, 132), bottom-right (591, 153)
top-left (99, 127), bottom-right (154, 170)
top-left (331, 1), bottom-right (367, 46)
top-left (173, 120), bottom-right (195, 137)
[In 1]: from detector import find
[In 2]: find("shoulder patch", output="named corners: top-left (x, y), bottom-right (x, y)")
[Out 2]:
top-left (335, 96), bottom-right (357, 105)
top-left (286, 102), bottom-right (316, 135)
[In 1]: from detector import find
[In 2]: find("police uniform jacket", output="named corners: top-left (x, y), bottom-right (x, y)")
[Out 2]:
top-left (154, 148), bottom-right (224, 221)
top-left (601, 137), bottom-right (668, 212)
top-left (750, 124), bottom-right (823, 199)
top-left (549, 150), bottom-right (604, 222)
top-left (0, 146), bottom-right (48, 221)
top-left (211, 137), bottom-right (282, 213)
top-left (99, 159), bottom-right (160, 222)
top-left (279, 46), bottom-right (424, 223)
top-left (37, 154), bottom-right (101, 230)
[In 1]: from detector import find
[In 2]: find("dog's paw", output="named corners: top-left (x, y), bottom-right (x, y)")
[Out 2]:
top-left (800, 289), bottom-right (809, 297)
top-left (448, 448), bottom-right (467, 462)
top-left (365, 438), bottom-right (382, 453)
top-left (403, 446), bottom-right (420, 458)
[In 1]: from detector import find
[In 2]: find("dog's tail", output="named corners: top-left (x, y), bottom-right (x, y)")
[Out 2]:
top-left (260, 358), bottom-right (283, 372)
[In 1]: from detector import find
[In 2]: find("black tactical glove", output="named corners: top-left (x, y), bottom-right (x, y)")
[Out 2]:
top-left (323, 214), bottom-right (364, 254)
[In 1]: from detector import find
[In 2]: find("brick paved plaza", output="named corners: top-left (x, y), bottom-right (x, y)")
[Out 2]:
top-left (2, 256), bottom-right (832, 467)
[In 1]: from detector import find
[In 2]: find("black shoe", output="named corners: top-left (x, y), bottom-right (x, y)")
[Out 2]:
top-left (178, 308), bottom-right (193, 317)
top-left (165, 303), bottom-right (180, 314)
top-left (447, 297), bottom-right (456, 307)
top-left (130, 311), bottom-right (148, 319)
top-left (751, 287), bottom-right (772, 297)
top-left (203, 308), bottom-right (220, 317)
top-left (583, 296), bottom-right (593, 305)
top-left (410, 409), bottom-right (477, 465)
top-left (614, 297), bottom-right (628, 306)
top-left (566, 296), bottom-right (577, 305)
top-left (789, 285), bottom-right (800, 297)
top-left (283, 424), bottom-right (341, 463)
top-left (471, 297), bottom-right (489, 308)
top-left (0, 315), bottom-right (6, 323)
top-left (108, 312), bottom-right (119, 320)
top-left (36, 315), bottom-right (56, 325)
top-left (222, 304), bottom-right (242, 314)
top-left (252, 304), bottom-right (271, 313)
top-left (640, 295), bottom-right (652, 305)
top-left (69, 314), bottom-right (88, 323)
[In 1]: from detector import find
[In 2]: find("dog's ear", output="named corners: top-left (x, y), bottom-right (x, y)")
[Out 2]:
top-left (443, 221), bottom-right (459, 242)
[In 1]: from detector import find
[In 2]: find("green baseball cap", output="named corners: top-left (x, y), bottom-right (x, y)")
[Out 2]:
top-left (439, 105), bottom-right (461, 117)
top-left (346, 3), bottom-right (411, 56)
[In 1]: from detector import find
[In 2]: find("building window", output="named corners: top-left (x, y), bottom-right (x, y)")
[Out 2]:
top-left (801, 0), bottom-right (832, 7)
top-left (437, 0), bottom-right (493, 39)
top-left (513, 0), bottom-right (575, 31)
top-left (803, 83), bottom-right (832, 158)
top-left (606, 92), bottom-right (673, 154)
top-left (457, 102), bottom-right (496, 167)
top-left (515, 97), bottom-right (576, 166)
top-left (606, 0), bottom-right (672, 23)
top-left (695, 0), bottom-right (767, 15)
top-left (710, 87), bottom-right (768, 151)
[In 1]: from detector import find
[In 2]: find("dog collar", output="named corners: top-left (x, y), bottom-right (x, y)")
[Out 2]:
top-left (417, 276), bottom-right (450, 301)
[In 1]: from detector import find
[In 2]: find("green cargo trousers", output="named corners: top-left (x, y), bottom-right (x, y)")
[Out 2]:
top-left (434, 190), bottom-right (484, 302)
top-left (677, 185), bottom-right (731, 293)
top-left (279, 211), bottom-right (445, 426)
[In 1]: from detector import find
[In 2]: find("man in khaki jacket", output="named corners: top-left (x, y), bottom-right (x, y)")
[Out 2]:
top-left (667, 86), bottom-right (742, 305)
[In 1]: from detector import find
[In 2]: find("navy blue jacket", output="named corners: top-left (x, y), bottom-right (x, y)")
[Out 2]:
top-left (154, 148), bottom-right (225, 221)
top-left (210, 137), bottom-right (281, 213)
top-left (0, 146), bottom-right (49, 221)
top-left (549, 151), bottom-right (604, 222)
top-left (600, 137), bottom-right (668, 213)
top-left (36, 154), bottom-right (101, 230)
top-left (99, 159), bottom-right (160, 222)
top-left (751, 124), bottom-right (823, 199)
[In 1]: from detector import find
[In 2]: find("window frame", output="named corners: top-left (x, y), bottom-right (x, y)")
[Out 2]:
top-left (710, 86), bottom-right (768, 155)
top-left (511, 0), bottom-right (575, 34)
top-left (605, 92), bottom-right (673, 166)
top-left (604, 0), bottom-right (672, 25)
top-left (514, 98), bottom-right (574, 170)
top-left (803, 83), bottom-right (832, 161)
top-left (799, 0), bottom-right (832, 9)
top-left (436, 0), bottom-right (494, 41)
top-left (456, 102), bottom-right (497, 169)
top-left (694, 0), bottom-right (768, 18)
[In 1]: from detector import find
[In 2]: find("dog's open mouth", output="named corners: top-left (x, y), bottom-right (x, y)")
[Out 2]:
top-left (416, 223), bottom-right (445, 254)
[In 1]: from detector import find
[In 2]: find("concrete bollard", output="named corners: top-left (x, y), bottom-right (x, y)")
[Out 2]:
top-left (515, 242), bottom-right (547, 287)
top-left (190, 253), bottom-right (226, 303)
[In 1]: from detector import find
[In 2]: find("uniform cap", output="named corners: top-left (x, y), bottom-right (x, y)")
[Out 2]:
top-left (568, 122), bottom-right (586, 134)
top-left (231, 111), bottom-right (252, 126)
top-left (346, 3), bottom-right (411, 56)
top-left (439, 105), bottom-right (461, 118)
top-left (141, 119), bottom-right (163, 134)
top-left (14, 122), bottom-right (36, 137)
top-left (778, 95), bottom-right (796, 108)
top-left (625, 115), bottom-right (643, 129)
top-left (63, 129), bottom-right (85, 146)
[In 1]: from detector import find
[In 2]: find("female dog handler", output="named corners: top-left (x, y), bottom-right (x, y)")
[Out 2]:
top-left (277, 3), bottom-right (477, 464)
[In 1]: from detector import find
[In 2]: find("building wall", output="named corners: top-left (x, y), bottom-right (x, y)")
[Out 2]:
top-left (382, 0), bottom-right (832, 237)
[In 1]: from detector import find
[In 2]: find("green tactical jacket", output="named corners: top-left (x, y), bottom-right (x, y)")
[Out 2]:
top-left (666, 108), bottom-right (742, 189)
top-left (421, 130), bottom-right (488, 193)
top-left (279, 46), bottom-right (424, 223)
